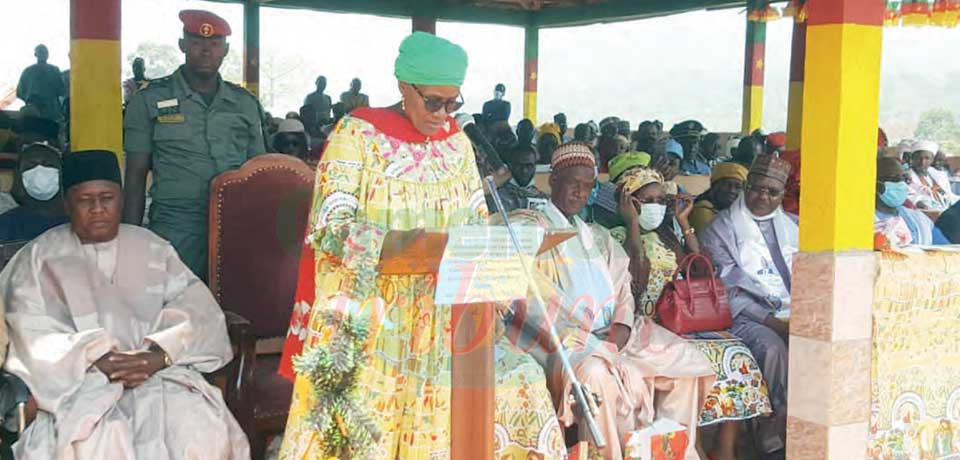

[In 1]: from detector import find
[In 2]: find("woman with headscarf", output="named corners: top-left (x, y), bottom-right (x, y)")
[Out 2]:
top-left (537, 122), bottom-right (562, 164)
top-left (610, 168), bottom-right (772, 460)
top-left (277, 32), bottom-right (565, 459)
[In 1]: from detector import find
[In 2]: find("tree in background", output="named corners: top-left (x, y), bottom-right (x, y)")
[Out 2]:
top-left (915, 108), bottom-right (960, 154)
top-left (123, 41), bottom-right (242, 84)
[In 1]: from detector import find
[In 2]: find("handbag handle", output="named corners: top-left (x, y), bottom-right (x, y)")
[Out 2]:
top-left (674, 253), bottom-right (722, 310)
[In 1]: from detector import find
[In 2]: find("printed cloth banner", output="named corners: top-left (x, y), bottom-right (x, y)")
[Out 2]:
top-left (869, 250), bottom-right (960, 460)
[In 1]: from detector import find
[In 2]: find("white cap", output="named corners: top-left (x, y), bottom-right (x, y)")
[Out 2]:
top-left (278, 119), bottom-right (306, 134)
top-left (897, 139), bottom-right (915, 156)
top-left (913, 140), bottom-right (940, 154)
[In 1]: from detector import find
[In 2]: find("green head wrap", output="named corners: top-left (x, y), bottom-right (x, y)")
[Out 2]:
top-left (394, 32), bottom-right (469, 87)
top-left (608, 151), bottom-right (652, 182)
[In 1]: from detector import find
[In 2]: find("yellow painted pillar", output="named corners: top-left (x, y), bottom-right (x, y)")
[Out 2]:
top-left (797, 0), bottom-right (882, 252)
top-left (741, 1), bottom-right (766, 135)
top-left (243, 0), bottom-right (260, 96)
top-left (523, 25), bottom-right (538, 124)
top-left (787, 1), bottom-right (884, 459)
top-left (70, 0), bottom-right (122, 159)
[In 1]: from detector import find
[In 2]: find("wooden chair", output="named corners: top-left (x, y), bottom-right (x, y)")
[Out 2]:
top-left (208, 154), bottom-right (314, 459)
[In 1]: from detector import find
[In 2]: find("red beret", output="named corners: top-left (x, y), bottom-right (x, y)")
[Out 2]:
top-left (767, 132), bottom-right (786, 148)
top-left (179, 10), bottom-right (231, 38)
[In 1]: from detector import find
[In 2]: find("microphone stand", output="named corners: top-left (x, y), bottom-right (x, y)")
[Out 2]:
top-left (483, 176), bottom-right (606, 449)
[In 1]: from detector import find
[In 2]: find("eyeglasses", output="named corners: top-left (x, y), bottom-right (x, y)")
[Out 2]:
top-left (412, 85), bottom-right (464, 113)
top-left (745, 183), bottom-right (783, 198)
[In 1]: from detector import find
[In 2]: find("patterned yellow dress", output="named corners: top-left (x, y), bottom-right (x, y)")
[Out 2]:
top-left (278, 108), bottom-right (565, 460)
top-left (610, 228), bottom-right (773, 426)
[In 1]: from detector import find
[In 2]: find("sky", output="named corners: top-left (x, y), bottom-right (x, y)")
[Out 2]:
top-left (3, 0), bottom-right (960, 141)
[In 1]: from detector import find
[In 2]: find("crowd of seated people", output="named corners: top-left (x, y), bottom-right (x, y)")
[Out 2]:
top-left (4, 12), bottom-right (960, 460)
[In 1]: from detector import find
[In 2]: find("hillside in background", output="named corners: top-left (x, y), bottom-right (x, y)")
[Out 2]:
top-left (2, 1), bottom-right (959, 149)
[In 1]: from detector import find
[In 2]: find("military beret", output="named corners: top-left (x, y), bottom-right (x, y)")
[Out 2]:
top-left (179, 9), bottom-right (231, 38)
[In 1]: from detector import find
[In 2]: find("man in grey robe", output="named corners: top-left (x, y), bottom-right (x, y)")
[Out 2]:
top-left (0, 150), bottom-right (248, 459)
top-left (701, 155), bottom-right (797, 460)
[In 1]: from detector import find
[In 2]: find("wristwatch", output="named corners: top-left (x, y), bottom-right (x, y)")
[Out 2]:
top-left (161, 350), bottom-right (173, 368)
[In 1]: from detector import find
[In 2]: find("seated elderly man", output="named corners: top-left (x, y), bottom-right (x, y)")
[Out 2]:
top-left (908, 140), bottom-right (959, 212)
top-left (0, 151), bottom-right (249, 459)
top-left (875, 157), bottom-right (948, 248)
top-left (701, 156), bottom-right (797, 459)
top-left (505, 142), bottom-right (714, 460)
top-left (272, 118), bottom-right (310, 161)
top-left (689, 162), bottom-right (748, 236)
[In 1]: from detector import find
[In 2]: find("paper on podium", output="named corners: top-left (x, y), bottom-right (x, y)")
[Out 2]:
top-left (433, 225), bottom-right (546, 305)
top-left (378, 227), bottom-right (576, 276)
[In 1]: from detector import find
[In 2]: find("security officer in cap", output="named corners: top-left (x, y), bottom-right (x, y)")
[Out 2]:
top-left (122, 9), bottom-right (267, 280)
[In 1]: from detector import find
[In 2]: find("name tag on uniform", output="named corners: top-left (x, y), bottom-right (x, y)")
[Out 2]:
top-left (156, 98), bottom-right (184, 123)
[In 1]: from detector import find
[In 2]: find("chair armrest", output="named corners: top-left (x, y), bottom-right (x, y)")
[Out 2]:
top-left (219, 310), bottom-right (256, 411)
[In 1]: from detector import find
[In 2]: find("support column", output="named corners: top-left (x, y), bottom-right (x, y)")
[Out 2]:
top-left (788, 1), bottom-right (884, 459)
top-left (243, 0), bottom-right (260, 97)
top-left (70, 0), bottom-right (122, 159)
top-left (741, 2), bottom-right (766, 135)
top-left (785, 12), bottom-right (807, 154)
top-left (523, 25), bottom-right (538, 124)
top-left (412, 16), bottom-right (437, 34)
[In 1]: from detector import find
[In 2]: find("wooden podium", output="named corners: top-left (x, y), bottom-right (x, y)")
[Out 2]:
top-left (378, 228), bottom-right (575, 459)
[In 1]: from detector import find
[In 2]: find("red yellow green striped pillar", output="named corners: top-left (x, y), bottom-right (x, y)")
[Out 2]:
top-left (786, 4), bottom-right (883, 458)
top-left (741, 2), bottom-right (766, 135)
top-left (798, 0), bottom-right (883, 252)
top-left (785, 12), bottom-right (807, 153)
top-left (70, 0), bottom-right (122, 159)
top-left (523, 25), bottom-right (538, 125)
top-left (243, 0), bottom-right (260, 97)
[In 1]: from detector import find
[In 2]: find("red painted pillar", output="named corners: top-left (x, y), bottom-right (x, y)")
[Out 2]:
top-left (70, 0), bottom-right (122, 158)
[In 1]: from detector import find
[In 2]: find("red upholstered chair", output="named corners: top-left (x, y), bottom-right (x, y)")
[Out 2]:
top-left (208, 154), bottom-right (314, 459)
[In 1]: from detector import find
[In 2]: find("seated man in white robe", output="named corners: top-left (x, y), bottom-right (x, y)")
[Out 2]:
top-left (0, 150), bottom-right (249, 460)
top-left (503, 142), bottom-right (714, 460)
top-left (908, 140), bottom-right (959, 212)
top-left (875, 157), bottom-right (948, 248)
top-left (700, 155), bottom-right (797, 460)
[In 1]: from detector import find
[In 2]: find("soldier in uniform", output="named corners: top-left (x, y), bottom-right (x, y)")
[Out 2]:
top-left (122, 9), bottom-right (267, 280)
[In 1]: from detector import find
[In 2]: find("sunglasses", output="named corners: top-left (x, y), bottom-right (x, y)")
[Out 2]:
top-left (412, 84), bottom-right (464, 113)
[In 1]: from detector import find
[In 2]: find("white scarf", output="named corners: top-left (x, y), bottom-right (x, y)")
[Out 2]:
top-left (543, 202), bottom-right (618, 335)
top-left (730, 195), bottom-right (798, 305)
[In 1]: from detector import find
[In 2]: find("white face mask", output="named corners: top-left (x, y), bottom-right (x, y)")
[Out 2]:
top-left (21, 165), bottom-right (60, 201)
top-left (638, 203), bottom-right (667, 231)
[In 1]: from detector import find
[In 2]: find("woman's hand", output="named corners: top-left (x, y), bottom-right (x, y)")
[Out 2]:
top-left (675, 194), bottom-right (695, 226)
top-left (617, 185), bottom-right (641, 227)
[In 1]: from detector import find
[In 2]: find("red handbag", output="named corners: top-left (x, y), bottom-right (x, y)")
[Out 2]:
top-left (655, 253), bottom-right (733, 334)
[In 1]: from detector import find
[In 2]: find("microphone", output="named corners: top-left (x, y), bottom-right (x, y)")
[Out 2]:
top-left (456, 114), bottom-right (506, 173)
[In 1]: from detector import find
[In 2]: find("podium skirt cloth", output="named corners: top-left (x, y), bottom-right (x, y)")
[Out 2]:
top-left (277, 109), bottom-right (566, 459)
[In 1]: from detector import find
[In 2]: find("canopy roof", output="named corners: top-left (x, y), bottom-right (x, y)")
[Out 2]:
top-left (214, 0), bottom-right (750, 28)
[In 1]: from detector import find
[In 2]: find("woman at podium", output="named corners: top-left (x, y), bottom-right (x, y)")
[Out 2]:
top-left (277, 32), bottom-right (565, 459)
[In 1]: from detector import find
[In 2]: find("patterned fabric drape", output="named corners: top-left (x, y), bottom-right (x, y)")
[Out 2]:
top-left (752, 1), bottom-right (960, 28)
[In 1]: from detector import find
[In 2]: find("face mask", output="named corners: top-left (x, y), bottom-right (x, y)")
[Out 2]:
top-left (21, 165), bottom-right (60, 201)
top-left (879, 181), bottom-right (909, 208)
top-left (638, 203), bottom-right (667, 231)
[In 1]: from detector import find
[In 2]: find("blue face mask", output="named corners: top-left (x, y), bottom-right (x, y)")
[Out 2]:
top-left (879, 181), bottom-right (909, 208)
